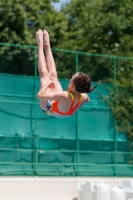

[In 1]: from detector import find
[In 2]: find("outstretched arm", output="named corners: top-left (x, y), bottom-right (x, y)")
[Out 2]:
top-left (82, 93), bottom-right (90, 103)
top-left (36, 89), bottom-right (67, 101)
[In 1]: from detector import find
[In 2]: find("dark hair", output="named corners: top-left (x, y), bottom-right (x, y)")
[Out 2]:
top-left (72, 72), bottom-right (100, 93)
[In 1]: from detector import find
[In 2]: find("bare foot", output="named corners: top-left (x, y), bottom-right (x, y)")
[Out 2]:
top-left (36, 29), bottom-right (43, 47)
top-left (43, 29), bottom-right (50, 48)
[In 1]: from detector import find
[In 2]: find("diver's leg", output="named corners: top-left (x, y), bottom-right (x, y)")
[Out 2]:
top-left (36, 29), bottom-right (50, 88)
top-left (43, 29), bottom-right (63, 92)
top-left (36, 29), bottom-right (53, 110)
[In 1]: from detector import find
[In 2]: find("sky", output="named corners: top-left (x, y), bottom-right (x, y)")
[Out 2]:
top-left (52, 0), bottom-right (71, 11)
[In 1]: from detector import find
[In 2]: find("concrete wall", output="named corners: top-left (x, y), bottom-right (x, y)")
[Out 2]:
top-left (0, 177), bottom-right (131, 200)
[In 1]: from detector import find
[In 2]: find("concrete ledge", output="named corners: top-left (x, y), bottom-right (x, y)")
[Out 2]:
top-left (0, 177), bottom-right (132, 199)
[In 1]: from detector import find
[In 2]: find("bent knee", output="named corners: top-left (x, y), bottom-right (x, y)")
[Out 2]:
top-left (39, 70), bottom-right (49, 78)
top-left (49, 72), bottom-right (58, 80)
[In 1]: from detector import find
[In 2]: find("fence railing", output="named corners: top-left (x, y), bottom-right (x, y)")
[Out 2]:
top-left (0, 43), bottom-right (132, 176)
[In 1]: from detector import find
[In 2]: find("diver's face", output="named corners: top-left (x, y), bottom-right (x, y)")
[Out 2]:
top-left (67, 79), bottom-right (73, 91)
top-left (69, 78), bottom-right (73, 86)
top-left (67, 73), bottom-right (78, 91)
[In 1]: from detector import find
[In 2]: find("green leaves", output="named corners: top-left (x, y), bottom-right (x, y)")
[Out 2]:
top-left (0, 0), bottom-right (133, 137)
top-left (0, 0), bottom-right (68, 46)
top-left (61, 0), bottom-right (133, 138)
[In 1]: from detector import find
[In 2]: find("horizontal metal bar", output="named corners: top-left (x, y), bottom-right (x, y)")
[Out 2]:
top-left (0, 135), bottom-right (127, 143)
top-left (0, 42), bottom-right (37, 49)
top-left (0, 93), bottom-right (34, 98)
top-left (0, 99), bottom-right (39, 104)
top-left (0, 42), bottom-right (133, 60)
top-left (0, 149), bottom-right (132, 154)
top-left (0, 100), bottom-right (109, 110)
top-left (0, 163), bottom-right (132, 167)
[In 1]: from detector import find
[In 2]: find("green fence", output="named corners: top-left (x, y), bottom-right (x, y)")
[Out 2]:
top-left (0, 43), bottom-right (133, 176)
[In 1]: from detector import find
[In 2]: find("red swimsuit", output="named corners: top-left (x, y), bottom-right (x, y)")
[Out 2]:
top-left (44, 92), bottom-right (83, 116)
top-left (52, 92), bottom-right (83, 116)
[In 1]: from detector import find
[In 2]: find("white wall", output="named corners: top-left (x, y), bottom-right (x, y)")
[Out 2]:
top-left (0, 177), bottom-right (131, 200)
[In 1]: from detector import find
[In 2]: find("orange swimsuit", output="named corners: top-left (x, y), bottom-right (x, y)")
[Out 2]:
top-left (44, 92), bottom-right (83, 116)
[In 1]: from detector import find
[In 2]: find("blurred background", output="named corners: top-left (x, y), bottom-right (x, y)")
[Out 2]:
top-left (0, 0), bottom-right (133, 199)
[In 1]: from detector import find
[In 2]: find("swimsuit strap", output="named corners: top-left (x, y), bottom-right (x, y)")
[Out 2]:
top-left (51, 92), bottom-right (83, 116)
top-left (68, 91), bottom-right (83, 111)
top-left (68, 91), bottom-right (74, 110)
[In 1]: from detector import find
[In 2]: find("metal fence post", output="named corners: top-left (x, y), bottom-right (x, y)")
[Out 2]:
top-left (113, 57), bottom-right (117, 87)
top-left (34, 47), bottom-right (38, 175)
top-left (75, 52), bottom-right (79, 175)
top-left (113, 57), bottom-right (117, 176)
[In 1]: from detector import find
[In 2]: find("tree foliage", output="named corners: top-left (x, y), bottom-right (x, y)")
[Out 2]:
top-left (0, 0), bottom-right (68, 45)
top-left (62, 0), bottom-right (133, 55)
top-left (106, 59), bottom-right (133, 140)
top-left (0, 0), bottom-right (68, 75)
top-left (62, 0), bottom-right (133, 139)
top-left (0, 0), bottom-right (133, 138)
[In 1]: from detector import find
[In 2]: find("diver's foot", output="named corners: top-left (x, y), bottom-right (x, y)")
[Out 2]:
top-left (43, 29), bottom-right (50, 48)
top-left (36, 29), bottom-right (43, 47)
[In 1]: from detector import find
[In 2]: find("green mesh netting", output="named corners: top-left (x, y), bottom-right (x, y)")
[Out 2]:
top-left (0, 73), bottom-right (132, 176)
